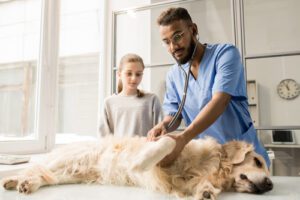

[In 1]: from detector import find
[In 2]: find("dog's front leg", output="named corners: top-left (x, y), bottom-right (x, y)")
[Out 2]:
top-left (131, 136), bottom-right (176, 171)
top-left (194, 179), bottom-right (221, 200)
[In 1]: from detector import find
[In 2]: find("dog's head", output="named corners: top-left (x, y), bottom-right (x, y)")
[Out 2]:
top-left (223, 141), bottom-right (273, 194)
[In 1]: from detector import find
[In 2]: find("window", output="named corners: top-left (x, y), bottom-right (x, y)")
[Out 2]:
top-left (0, 0), bottom-right (42, 152)
top-left (56, 0), bottom-right (101, 142)
top-left (0, 0), bottom-right (104, 153)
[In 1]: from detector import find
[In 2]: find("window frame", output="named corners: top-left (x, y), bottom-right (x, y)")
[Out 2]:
top-left (0, 0), bottom-right (60, 154)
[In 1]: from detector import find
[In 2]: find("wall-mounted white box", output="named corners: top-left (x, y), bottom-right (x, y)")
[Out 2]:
top-left (247, 80), bottom-right (259, 126)
top-left (247, 80), bottom-right (258, 105)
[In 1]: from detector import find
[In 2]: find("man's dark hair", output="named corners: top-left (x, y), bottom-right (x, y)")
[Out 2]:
top-left (157, 7), bottom-right (193, 26)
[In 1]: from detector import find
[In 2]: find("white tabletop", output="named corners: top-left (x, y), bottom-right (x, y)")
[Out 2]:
top-left (0, 176), bottom-right (299, 200)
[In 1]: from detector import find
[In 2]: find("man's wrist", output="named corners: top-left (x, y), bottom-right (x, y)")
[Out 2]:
top-left (181, 125), bottom-right (197, 144)
top-left (162, 121), bottom-right (171, 131)
top-left (178, 130), bottom-right (189, 145)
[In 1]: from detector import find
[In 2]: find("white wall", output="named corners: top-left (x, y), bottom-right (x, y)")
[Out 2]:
top-left (246, 57), bottom-right (300, 126)
top-left (115, 10), bottom-right (151, 65)
top-left (244, 0), bottom-right (300, 55)
top-left (243, 0), bottom-right (300, 145)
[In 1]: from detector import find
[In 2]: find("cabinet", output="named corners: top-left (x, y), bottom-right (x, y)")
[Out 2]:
top-left (256, 127), bottom-right (300, 176)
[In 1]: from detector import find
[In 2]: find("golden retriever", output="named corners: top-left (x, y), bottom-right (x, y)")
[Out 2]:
top-left (1, 136), bottom-right (273, 199)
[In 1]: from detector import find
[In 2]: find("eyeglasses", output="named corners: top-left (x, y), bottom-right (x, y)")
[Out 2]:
top-left (162, 31), bottom-right (185, 48)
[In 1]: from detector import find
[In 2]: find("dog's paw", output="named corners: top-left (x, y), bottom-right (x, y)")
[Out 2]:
top-left (195, 180), bottom-right (220, 200)
top-left (195, 190), bottom-right (217, 200)
top-left (131, 137), bottom-right (176, 172)
top-left (202, 190), bottom-right (216, 200)
top-left (17, 179), bottom-right (40, 194)
top-left (2, 178), bottom-right (18, 190)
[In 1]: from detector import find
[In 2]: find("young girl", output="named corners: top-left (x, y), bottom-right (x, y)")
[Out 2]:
top-left (98, 53), bottom-right (163, 137)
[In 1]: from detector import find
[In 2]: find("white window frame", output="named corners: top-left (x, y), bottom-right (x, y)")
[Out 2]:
top-left (0, 0), bottom-right (60, 154)
top-left (97, 0), bottom-right (107, 122)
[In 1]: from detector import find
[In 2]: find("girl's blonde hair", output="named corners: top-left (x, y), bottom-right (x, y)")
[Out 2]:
top-left (118, 53), bottom-right (145, 98)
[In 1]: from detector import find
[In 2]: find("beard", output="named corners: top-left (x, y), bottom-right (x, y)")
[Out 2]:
top-left (173, 39), bottom-right (196, 65)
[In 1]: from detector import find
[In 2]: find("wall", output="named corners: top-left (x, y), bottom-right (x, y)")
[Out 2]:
top-left (243, 0), bottom-right (300, 146)
top-left (242, 0), bottom-right (300, 176)
top-left (243, 0), bottom-right (300, 56)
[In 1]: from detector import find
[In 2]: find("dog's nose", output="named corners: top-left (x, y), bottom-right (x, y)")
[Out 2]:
top-left (253, 177), bottom-right (273, 194)
top-left (257, 177), bottom-right (273, 193)
top-left (263, 177), bottom-right (273, 191)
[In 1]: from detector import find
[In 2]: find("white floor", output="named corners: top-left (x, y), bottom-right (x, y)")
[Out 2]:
top-left (0, 176), bottom-right (299, 200)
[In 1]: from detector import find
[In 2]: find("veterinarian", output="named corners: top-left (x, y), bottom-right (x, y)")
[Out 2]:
top-left (99, 53), bottom-right (163, 137)
top-left (147, 7), bottom-right (270, 167)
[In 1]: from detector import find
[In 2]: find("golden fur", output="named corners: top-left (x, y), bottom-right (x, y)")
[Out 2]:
top-left (1, 136), bottom-right (273, 199)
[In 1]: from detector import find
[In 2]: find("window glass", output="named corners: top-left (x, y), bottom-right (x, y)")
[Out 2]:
top-left (0, 0), bottom-right (41, 140)
top-left (56, 0), bottom-right (100, 137)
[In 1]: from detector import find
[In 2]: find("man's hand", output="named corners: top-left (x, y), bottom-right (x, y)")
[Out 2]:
top-left (147, 122), bottom-right (167, 141)
top-left (158, 133), bottom-right (187, 167)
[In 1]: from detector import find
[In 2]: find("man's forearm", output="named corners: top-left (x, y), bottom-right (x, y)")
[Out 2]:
top-left (162, 115), bottom-right (181, 132)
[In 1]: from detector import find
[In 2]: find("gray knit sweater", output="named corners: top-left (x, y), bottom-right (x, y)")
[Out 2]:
top-left (98, 92), bottom-right (163, 137)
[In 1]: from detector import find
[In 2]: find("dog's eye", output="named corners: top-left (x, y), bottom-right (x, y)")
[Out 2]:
top-left (254, 157), bottom-right (262, 168)
top-left (240, 174), bottom-right (248, 180)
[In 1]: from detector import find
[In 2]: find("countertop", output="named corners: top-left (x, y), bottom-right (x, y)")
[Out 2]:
top-left (0, 176), bottom-right (299, 200)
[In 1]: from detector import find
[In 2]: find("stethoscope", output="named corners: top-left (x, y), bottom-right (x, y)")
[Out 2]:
top-left (166, 41), bottom-right (199, 131)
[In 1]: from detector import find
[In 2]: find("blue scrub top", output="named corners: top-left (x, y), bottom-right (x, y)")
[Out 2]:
top-left (163, 44), bottom-right (270, 166)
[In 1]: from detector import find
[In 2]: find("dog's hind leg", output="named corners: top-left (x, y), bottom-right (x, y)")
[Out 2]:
top-left (2, 165), bottom-right (58, 194)
top-left (2, 176), bottom-right (19, 190)
top-left (51, 167), bottom-right (102, 185)
top-left (131, 136), bottom-right (176, 171)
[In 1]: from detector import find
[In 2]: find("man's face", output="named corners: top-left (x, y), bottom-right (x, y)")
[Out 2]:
top-left (159, 20), bottom-right (195, 64)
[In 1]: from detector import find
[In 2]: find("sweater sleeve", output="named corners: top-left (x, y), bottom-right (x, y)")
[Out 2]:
top-left (152, 94), bottom-right (164, 126)
top-left (98, 99), bottom-right (113, 137)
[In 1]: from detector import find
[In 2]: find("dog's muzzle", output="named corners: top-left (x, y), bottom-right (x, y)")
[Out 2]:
top-left (251, 177), bottom-right (273, 194)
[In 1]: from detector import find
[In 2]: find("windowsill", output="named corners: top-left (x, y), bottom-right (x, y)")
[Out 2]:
top-left (0, 134), bottom-right (98, 178)
top-left (0, 153), bottom-right (46, 178)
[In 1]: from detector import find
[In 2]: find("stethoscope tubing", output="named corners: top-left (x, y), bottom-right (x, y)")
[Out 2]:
top-left (166, 42), bottom-right (198, 131)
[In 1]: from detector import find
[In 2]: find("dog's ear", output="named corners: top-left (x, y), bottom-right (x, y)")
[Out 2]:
top-left (223, 141), bottom-right (253, 164)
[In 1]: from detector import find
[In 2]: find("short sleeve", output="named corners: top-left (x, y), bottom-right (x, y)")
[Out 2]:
top-left (212, 45), bottom-right (247, 100)
top-left (162, 71), bottom-right (182, 118)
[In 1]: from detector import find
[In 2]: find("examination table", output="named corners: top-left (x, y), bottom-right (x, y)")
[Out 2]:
top-left (0, 176), bottom-right (299, 200)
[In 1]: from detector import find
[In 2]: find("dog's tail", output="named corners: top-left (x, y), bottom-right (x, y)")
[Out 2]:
top-left (131, 136), bottom-right (176, 172)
